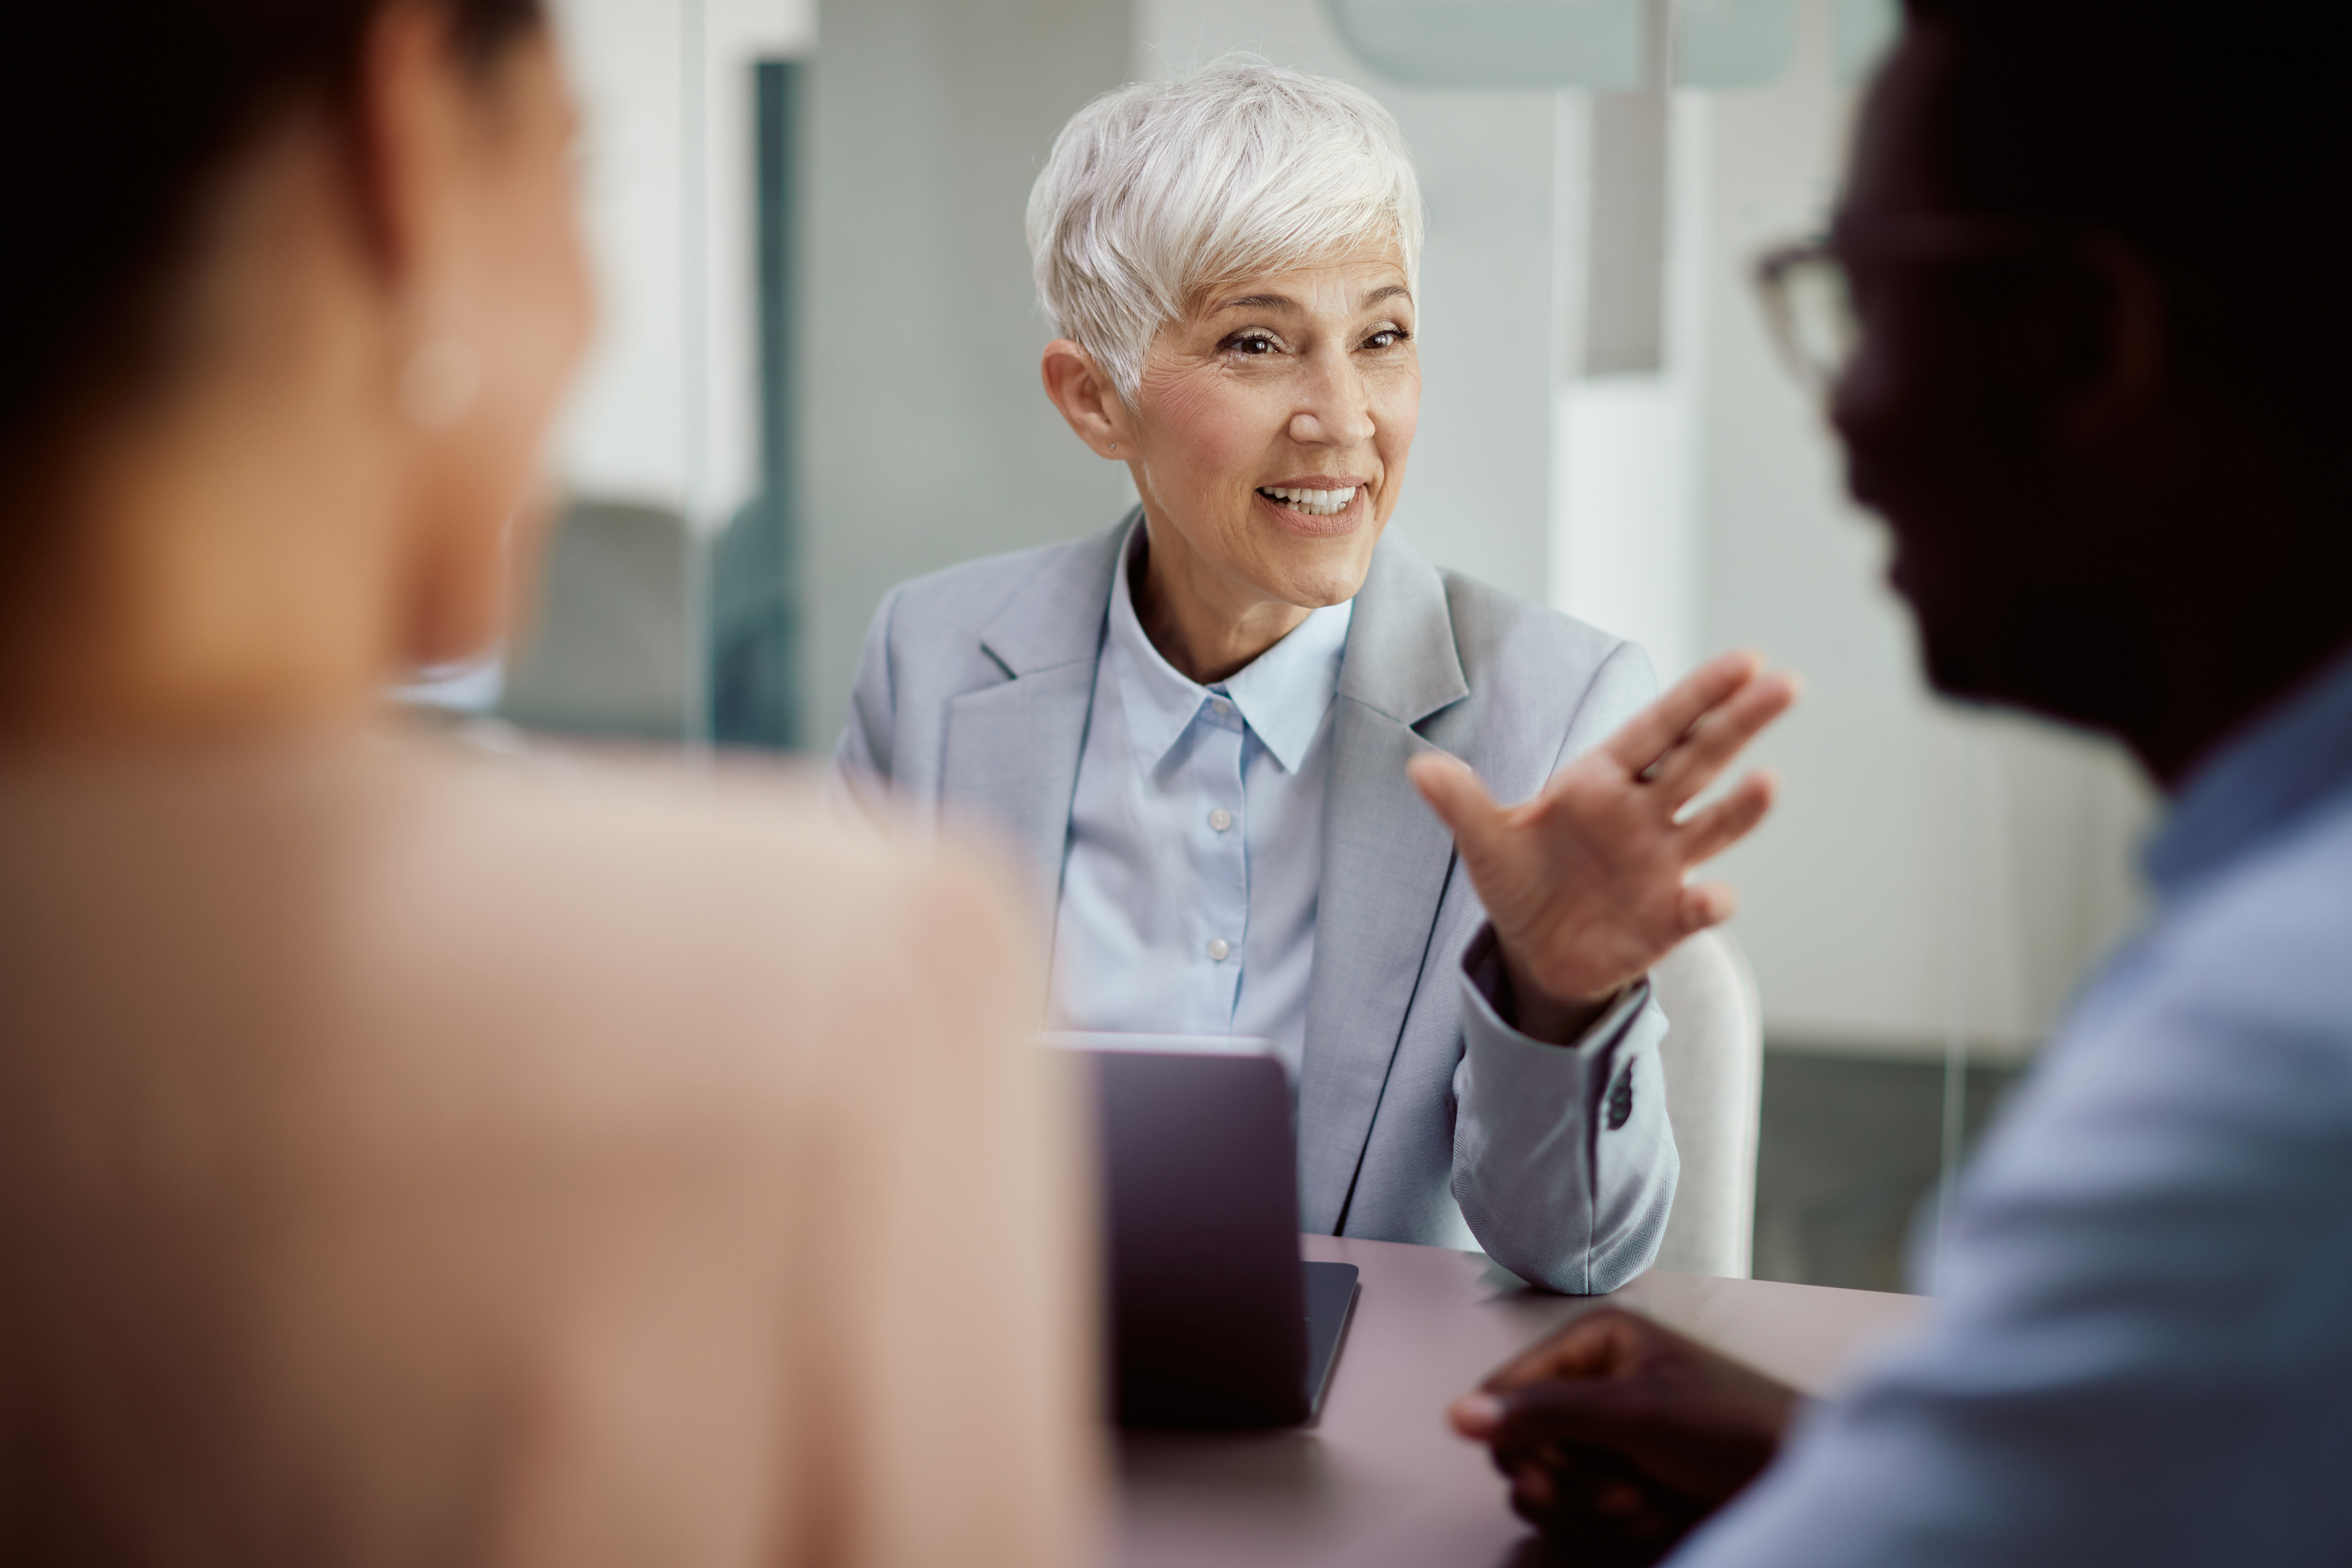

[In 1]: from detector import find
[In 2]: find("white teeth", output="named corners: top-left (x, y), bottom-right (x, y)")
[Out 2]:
top-left (1259, 485), bottom-right (1359, 518)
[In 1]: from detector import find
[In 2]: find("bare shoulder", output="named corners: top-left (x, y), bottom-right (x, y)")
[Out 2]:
top-left (341, 738), bottom-right (1035, 1118)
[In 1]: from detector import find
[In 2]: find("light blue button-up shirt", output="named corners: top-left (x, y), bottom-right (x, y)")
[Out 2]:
top-left (1050, 526), bottom-right (1352, 1084)
top-left (1672, 647), bottom-right (2352, 1566)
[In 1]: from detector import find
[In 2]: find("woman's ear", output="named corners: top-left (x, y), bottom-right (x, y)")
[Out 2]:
top-left (350, 4), bottom-right (475, 312)
top-left (1040, 339), bottom-right (1133, 457)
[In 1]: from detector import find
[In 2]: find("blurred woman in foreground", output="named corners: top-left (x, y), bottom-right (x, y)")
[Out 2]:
top-left (0, 3), bottom-right (1096, 1563)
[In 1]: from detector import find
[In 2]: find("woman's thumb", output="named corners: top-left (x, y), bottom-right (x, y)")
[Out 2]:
top-left (1408, 751), bottom-right (1502, 858)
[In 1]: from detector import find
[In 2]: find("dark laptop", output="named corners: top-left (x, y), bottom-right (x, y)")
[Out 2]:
top-left (1060, 1037), bottom-right (1360, 1429)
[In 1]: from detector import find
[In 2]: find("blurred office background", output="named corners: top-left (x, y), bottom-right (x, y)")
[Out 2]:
top-left (467, 0), bottom-right (2156, 1292)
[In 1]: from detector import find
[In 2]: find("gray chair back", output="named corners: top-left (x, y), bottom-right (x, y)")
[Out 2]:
top-left (500, 500), bottom-right (693, 741)
top-left (1649, 928), bottom-right (1763, 1278)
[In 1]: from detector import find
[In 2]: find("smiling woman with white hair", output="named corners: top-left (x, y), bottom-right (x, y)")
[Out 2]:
top-left (838, 59), bottom-right (1795, 1293)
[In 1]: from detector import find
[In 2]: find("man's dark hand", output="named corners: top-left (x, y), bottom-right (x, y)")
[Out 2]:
top-left (1449, 1308), bottom-right (1802, 1565)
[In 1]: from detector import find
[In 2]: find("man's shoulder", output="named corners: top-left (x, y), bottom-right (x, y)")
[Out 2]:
top-left (2144, 790), bottom-right (2352, 1037)
top-left (1988, 789), bottom-right (2352, 1201)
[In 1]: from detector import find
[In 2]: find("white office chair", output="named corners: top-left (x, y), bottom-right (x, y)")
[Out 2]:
top-left (1648, 928), bottom-right (1764, 1278)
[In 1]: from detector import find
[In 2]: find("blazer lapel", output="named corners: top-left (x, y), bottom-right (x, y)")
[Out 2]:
top-left (1297, 532), bottom-right (1472, 1234)
top-left (940, 516), bottom-right (1131, 909)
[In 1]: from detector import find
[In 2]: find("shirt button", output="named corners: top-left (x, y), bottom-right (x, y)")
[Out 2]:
top-left (1208, 808), bottom-right (1234, 833)
top-left (1207, 938), bottom-right (1231, 962)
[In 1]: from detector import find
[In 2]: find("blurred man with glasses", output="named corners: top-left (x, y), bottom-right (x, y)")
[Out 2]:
top-left (1450, 1), bottom-right (2352, 1562)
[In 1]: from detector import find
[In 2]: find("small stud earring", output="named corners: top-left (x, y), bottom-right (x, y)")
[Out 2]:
top-left (1109, 442), bottom-right (1118, 453)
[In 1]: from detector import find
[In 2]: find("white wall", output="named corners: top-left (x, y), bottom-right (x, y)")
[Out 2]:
top-left (549, 0), bottom-right (815, 524)
top-left (1550, 84), bottom-right (1709, 683)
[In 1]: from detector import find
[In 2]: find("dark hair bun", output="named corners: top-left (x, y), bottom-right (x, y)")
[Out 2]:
top-left (0, 0), bottom-right (540, 501)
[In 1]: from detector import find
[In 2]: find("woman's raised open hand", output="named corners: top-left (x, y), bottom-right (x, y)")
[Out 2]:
top-left (1408, 651), bottom-right (1799, 1043)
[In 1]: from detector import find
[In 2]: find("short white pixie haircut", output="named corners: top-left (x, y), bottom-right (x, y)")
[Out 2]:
top-left (1028, 57), bottom-right (1424, 405)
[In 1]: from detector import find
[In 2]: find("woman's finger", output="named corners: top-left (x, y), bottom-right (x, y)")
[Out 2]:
top-left (1599, 651), bottom-right (1765, 777)
top-left (1673, 771), bottom-right (1779, 865)
top-left (1643, 670), bottom-right (1800, 808)
top-left (1678, 880), bottom-right (1739, 933)
top-left (1407, 750), bottom-right (1507, 864)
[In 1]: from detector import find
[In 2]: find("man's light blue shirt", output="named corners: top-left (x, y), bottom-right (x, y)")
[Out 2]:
top-left (1050, 526), bottom-right (1351, 1084)
top-left (1674, 648), bottom-right (2352, 1565)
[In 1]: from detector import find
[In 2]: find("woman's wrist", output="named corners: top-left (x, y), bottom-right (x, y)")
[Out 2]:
top-left (1494, 945), bottom-right (1615, 1045)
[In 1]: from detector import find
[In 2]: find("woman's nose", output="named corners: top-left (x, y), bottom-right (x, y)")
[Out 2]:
top-left (1287, 352), bottom-right (1376, 447)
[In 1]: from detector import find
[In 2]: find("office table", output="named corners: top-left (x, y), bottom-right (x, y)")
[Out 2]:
top-left (1117, 1234), bottom-right (1926, 1568)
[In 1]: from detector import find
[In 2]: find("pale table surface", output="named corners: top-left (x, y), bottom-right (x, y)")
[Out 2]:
top-left (1115, 1234), bottom-right (1927, 1568)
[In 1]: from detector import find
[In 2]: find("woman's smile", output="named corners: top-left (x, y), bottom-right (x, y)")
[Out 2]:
top-left (1255, 477), bottom-right (1371, 535)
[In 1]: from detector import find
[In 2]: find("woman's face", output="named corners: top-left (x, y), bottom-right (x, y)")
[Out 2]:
top-left (1123, 244), bottom-right (1419, 614)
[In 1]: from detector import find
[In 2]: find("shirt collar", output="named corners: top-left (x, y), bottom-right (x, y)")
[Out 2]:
top-left (1104, 520), bottom-right (1355, 775)
top-left (2144, 642), bottom-right (2352, 899)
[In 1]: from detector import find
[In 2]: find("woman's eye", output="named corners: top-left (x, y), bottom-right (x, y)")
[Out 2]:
top-left (1225, 331), bottom-right (1281, 356)
top-left (1363, 326), bottom-right (1409, 350)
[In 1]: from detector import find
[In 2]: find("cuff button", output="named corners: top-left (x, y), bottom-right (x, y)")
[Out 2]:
top-left (1606, 1063), bottom-right (1635, 1130)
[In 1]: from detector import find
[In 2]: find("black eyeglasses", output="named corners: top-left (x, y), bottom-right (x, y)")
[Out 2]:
top-left (1754, 214), bottom-right (2063, 392)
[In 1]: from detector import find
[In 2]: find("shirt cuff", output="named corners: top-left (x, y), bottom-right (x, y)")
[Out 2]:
top-left (1458, 922), bottom-right (1649, 1056)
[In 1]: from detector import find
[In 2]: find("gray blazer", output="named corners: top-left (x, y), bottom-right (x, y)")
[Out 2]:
top-left (836, 517), bottom-right (1677, 1292)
